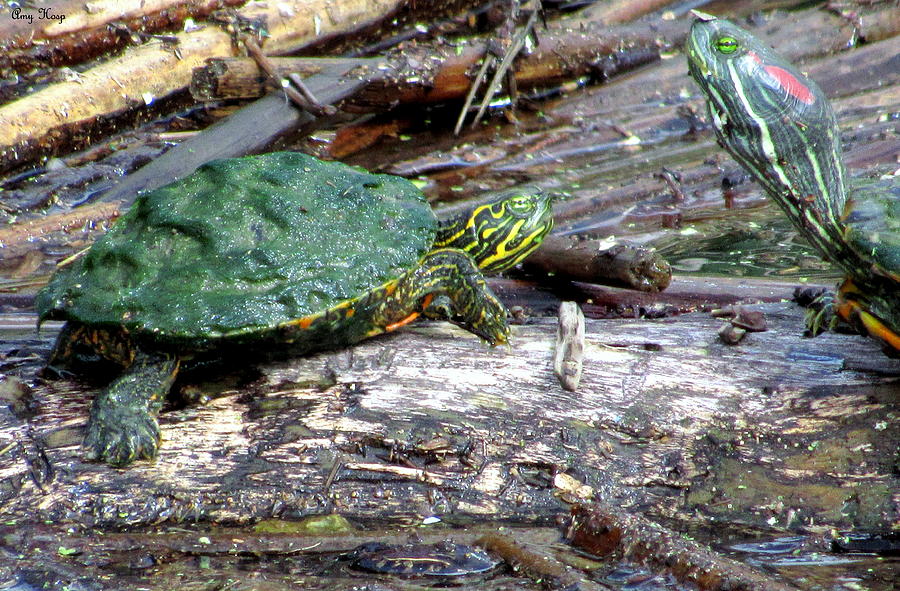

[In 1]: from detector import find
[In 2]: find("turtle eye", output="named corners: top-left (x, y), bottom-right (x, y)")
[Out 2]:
top-left (505, 195), bottom-right (535, 216)
top-left (714, 36), bottom-right (739, 54)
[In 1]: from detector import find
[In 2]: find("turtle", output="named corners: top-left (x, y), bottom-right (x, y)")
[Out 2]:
top-left (685, 13), bottom-right (900, 355)
top-left (36, 151), bottom-right (554, 467)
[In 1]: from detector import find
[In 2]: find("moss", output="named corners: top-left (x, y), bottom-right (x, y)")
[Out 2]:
top-left (36, 152), bottom-right (436, 341)
top-left (253, 513), bottom-right (355, 534)
top-left (688, 457), bottom-right (894, 529)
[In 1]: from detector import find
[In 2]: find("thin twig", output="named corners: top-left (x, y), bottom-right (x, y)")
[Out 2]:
top-left (243, 36), bottom-right (333, 116)
top-left (471, 8), bottom-right (539, 128)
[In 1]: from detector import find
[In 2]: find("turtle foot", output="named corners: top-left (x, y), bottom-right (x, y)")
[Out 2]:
top-left (384, 248), bottom-right (511, 346)
top-left (426, 293), bottom-right (510, 345)
top-left (794, 286), bottom-right (839, 336)
top-left (81, 352), bottom-right (177, 467)
top-left (463, 291), bottom-right (510, 346)
top-left (83, 409), bottom-right (160, 467)
top-left (803, 297), bottom-right (838, 337)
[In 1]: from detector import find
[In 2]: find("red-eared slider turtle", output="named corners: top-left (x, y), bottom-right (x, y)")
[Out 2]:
top-left (686, 14), bottom-right (900, 355)
top-left (36, 152), bottom-right (553, 466)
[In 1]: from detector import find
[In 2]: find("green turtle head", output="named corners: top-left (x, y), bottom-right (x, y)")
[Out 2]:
top-left (686, 14), bottom-right (848, 256)
top-left (436, 188), bottom-right (554, 273)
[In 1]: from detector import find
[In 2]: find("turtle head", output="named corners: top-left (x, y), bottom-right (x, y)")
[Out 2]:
top-left (436, 188), bottom-right (554, 273)
top-left (686, 13), bottom-right (847, 253)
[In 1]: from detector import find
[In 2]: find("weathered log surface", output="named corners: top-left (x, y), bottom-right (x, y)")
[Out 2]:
top-left (1, 298), bottom-right (896, 531)
top-left (0, 0), bottom-right (481, 173)
top-left (527, 235), bottom-right (672, 292)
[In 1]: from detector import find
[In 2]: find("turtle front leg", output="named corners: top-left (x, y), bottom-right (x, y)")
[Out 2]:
top-left (371, 248), bottom-right (510, 345)
top-left (794, 286), bottom-right (840, 336)
top-left (83, 351), bottom-right (179, 467)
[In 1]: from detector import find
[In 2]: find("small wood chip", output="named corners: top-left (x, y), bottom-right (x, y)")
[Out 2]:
top-left (718, 322), bottom-right (747, 345)
top-left (732, 308), bottom-right (767, 332)
top-left (712, 305), bottom-right (767, 344)
top-left (554, 302), bottom-right (585, 391)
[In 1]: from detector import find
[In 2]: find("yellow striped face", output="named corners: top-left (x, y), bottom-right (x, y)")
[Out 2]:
top-left (463, 188), bottom-right (554, 272)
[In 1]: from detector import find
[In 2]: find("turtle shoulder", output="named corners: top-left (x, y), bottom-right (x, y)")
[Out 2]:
top-left (843, 177), bottom-right (900, 281)
top-left (36, 152), bottom-right (438, 345)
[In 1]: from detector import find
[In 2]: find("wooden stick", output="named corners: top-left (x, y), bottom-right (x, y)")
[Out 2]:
top-left (570, 502), bottom-right (802, 591)
top-left (526, 235), bottom-right (672, 293)
top-left (554, 302), bottom-right (585, 392)
top-left (0, 0), bottom-right (465, 174)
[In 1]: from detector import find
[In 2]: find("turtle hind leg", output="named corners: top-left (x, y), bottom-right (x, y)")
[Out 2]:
top-left (83, 351), bottom-right (179, 467)
top-left (44, 322), bottom-right (133, 381)
top-left (372, 248), bottom-right (510, 345)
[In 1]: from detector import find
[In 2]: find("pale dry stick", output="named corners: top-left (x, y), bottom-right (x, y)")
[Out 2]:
top-left (554, 301), bottom-right (585, 391)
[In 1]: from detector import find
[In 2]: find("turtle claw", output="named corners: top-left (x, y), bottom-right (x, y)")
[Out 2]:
top-left (804, 300), bottom-right (838, 337)
top-left (470, 296), bottom-right (511, 347)
top-left (794, 286), bottom-right (838, 336)
top-left (83, 409), bottom-right (161, 467)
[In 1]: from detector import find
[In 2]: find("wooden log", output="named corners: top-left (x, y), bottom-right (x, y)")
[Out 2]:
top-left (0, 201), bottom-right (121, 261)
top-left (570, 501), bottom-right (800, 591)
top-left (0, 0), bottom-right (476, 174)
top-left (0, 0), bottom-right (247, 75)
top-left (526, 235), bottom-right (672, 292)
top-left (0, 299), bottom-right (895, 530)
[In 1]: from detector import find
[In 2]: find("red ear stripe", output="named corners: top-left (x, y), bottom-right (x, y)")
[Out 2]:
top-left (746, 50), bottom-right (815, 105)
top-left (763, 64), bottom-right (815, 105)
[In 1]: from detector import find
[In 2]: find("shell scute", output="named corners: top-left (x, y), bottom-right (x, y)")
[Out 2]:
top-left (36, 152), bottom-right (437, 344)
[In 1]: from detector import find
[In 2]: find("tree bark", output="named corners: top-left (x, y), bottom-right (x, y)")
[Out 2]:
top-left (1, 300), bottom-right (895, 530)
top-left (0, 0), bottom-right (477, 174)
top-left (527, 235), bottom-right (671, 292)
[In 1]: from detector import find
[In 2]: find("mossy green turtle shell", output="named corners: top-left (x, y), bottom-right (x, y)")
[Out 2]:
top-left (36, 152), bottom-right (437, 343)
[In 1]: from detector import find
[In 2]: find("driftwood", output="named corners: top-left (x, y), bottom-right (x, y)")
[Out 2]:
top-left (0, 0), bottom-right (484, 174)
top-left (1, 296), bottom-right (896, 528)
top-left (527, 235), bottom-right (671, 292)
top-left (570, 502), bottom-right (800, 591)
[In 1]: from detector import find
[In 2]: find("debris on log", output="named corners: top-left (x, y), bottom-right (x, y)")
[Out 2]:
top-left (527, 235), bottom-right (671, 292)
top-left (1, 300), bottom-right (895, 530)
top-left (553, 301), bottom-right (585, 391)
